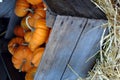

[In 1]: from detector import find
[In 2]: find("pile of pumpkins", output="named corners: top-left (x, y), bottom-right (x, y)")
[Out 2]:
top-left (7, 0), bottom-right (51, 80)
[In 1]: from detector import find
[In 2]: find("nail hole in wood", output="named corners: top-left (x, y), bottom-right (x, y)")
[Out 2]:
top-left (60, 21), bottom-right (64, 26)
top-left (79, 24), bottom-right (82, 28)
top-left (71, 21), bottom-right (73, 24)
top-left (92, 26), bottom-right (94, 28)
top-left (87, 23), bottom-right (91, 26)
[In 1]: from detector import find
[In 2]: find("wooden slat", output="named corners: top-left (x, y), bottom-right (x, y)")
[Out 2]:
top-left (4, 0), bottom-right (21, 39)
top-left (62, 19), bottom-right (106, 80)
top-left (35, 15), bottom-right (87, 80)
top-left (44, 0), bottom-right (106, 19)
top-left (4, 12), bottom-right (21, 39)
top-left (46, 10), bottom-right (56, 28)
top-left (0, 0), bottom-right (16, 17)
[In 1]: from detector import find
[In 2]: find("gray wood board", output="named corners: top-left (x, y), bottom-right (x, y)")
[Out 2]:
top-left (0, 0), bottom-right (16, 17)
top-left (4, 0), bottom-right (21, 39)
top-left (62, 19), bottom-right (106, 80)
top-left (35, 15), bottom-right (87, 80)
top-left (4, 12), bottom-right (21, 39)
top-left (46, 10), bottom-right (56, 28)
top-left (44, 0), bottom-right (106, 19)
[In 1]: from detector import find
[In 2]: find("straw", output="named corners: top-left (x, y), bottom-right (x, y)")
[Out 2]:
top-left (76, 0), bottom-right (120, 79)
top-left (80, 0), bottom-right (120, 79)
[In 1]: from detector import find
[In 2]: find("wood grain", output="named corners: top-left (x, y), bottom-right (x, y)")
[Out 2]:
top-left (44, 0), bottom-right (106, 19)
top-left (46, 10), bottom-right (56, 28)
top-left (4, 12), bottom-right (21, 39)
top-left (35, 15), bottom-right (87, 80)
top-left (62, 19), bottom-right (106, 80)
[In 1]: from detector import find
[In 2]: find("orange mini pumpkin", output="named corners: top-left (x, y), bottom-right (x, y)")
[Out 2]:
top-left (14, 26), bottom-right (25, 37)
top-left (28, 19), bottom-right (50, 51)
top-left (21, 13), bottom-right (34, 29)
top-left (21, 17), bottom-right (30, 30)
top-left (14, 0), bottom-right (30, 17)
top-left (31, 48), bottom-right (44, 67)
top-left (26, 0), bottom-right (42, 5)
top-left (27, 8), bottom-right (46, 27)
top-left (24, 31), bottom-right (33, 43)
top-left (31, 2), bottom-right (44, 9)
top-left (34, 7), bottom-right (46, 19)
top-left (34, 19), bottom-right (48, 29)
top-left (8, 37), bottom-right (24, 55)
top-left (29, 28), bottom-right (49, 51)
top-left (25, 67), bottom-right (37, 80)
top-left (12, 46), bottom-right (33, 72)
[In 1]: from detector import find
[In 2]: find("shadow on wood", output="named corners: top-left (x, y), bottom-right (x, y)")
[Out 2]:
top-left (44, 0), bottom-right (107, 19)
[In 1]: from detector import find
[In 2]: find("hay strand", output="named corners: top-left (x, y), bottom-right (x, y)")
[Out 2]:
top-left (78, 0), bottom-right (120, 79)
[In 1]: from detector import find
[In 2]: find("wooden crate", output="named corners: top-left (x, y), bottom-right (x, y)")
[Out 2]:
top-left (1, 0), bottom-right (107, 80)
top-left (2, 6), bottom-right (107, 80)
top-left (34, 14), bottom-right (107, 80)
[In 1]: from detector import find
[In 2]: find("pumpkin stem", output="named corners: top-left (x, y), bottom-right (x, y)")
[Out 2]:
top-left (13, 43), bottom-right (19, 48)
top-left (44, 8), bottom-right (47, 11)
top-left (22, 42), bottom-right (29, 46)
top-left (19, 59), bottom-right (27, 72)
top-left (26, 16), bottom-right (34, 32)
top-left (25, 8), bottom-right (34, 14)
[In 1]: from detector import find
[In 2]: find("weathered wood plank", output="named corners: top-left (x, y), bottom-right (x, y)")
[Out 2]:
top-left (0, 0), bottom-right (16, 17)
top-left (62, 19), bottom-right (107, 80)
top-left (4, 12), bottom-right (21, 39)
top-left (44, 0), bottom-right (106, 19)
top-left (35, 15), bottom-right (87, 80)
top-left (46, 10), bottom-right (56, 28)
top-left (4, 0), bottom-right (21, 39)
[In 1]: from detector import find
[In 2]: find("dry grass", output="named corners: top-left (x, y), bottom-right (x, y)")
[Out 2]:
top-left (80, 0), bottom-right (120, 80)
top-left (67, 0), bottom-right (120, 79)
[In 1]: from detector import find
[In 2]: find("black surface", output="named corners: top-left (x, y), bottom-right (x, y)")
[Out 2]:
top-left (0, 53), bottom-right (7, 80)
top-left (0, 37), bottom-right (25, 80)
top-left (44, 0), bottom-right (107, 19)
top-left (0, 38), bottom-right (11, 53)
top-left (0, 52), bottom-right (26, 80)
top-left (0, 18), bottom-right (9, 37)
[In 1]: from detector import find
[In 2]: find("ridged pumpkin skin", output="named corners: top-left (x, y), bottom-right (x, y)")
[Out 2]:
top-left (15, 0), bottom-right (30, 17)
top-left (8, 37), bottom-right (24, 55)
top-left (34, 19), bottom-right (48, 30)
top-left (28, 16), bottom-right (34, 27)
top-left (28, 19), bottom-right (50, 51)
top-left (31, 2), bottom-right (44, 9)
top-left (21, 17), bottom-right (28, 30)
top-left (12, 46), bottom-right (33, 72)
top-left (26, 0), bottom-right (42, 5)
top-left (25, 67), bottom-right (37, 80)
top-left (24, 31), bottom-right (33, 43)
top-left (21, 13), bottom-right (34, 30)
top-left (14, 26), bottom-right (25, 37)
top-left (29, 28), bottom-right (49, 51)
top-left (28, 8), bottom-right (46, 27)
top-left (34, 8), bottom-right (46, 19)
top-left (31, 48), bottom-right (44, 67)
